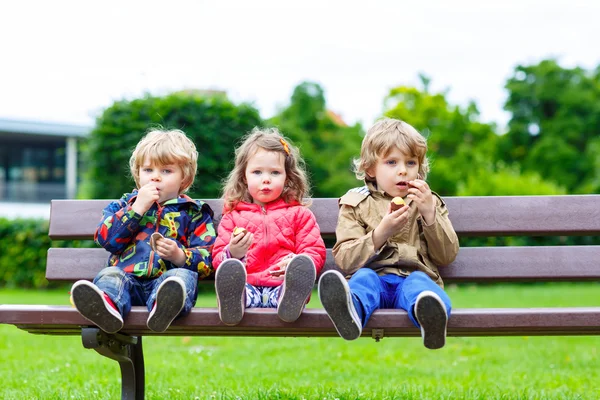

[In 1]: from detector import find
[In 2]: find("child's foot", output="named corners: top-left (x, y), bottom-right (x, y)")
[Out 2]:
top-left (277, 255), bottom-right (316, 323)
top-left (147, 276), bottom-right (186, 332)
top-left (318, 270), bottom-right (362, 340)
top-left (414, 290), bottom-right (448, 350)
top-left (215, 259), bottom-right (246, 326)
top-left (71, 280), bottom-right (123, 334)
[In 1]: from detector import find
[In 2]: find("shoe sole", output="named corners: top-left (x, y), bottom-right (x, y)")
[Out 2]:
top-left (147, 278), bottom-right (186, 333)
top-left (71, 282), bottom-right (123, 334)
top-left (278, 255), bottom-right (316, 323)
top-left (318, 271), bottom-right (361, 340)
top-left (215, 261), bottom-right (246, 326)
top-left (415, 293), bottom-right (448, 350)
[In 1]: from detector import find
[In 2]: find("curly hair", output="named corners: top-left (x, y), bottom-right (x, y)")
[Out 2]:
top-left (353, 118), bottom-right (430, 182)
top-left (221, 127), bottom-right (311, 212)
top-left (129, 128), bottom-right (198, 193)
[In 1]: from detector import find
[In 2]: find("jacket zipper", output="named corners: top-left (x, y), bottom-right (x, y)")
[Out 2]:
top-left (148, 203), bottom-right (163, 277)
top-left (261, 205), bottom-right (268, 268)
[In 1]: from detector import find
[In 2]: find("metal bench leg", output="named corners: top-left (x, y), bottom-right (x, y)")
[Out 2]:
top-left (81, 328), bottom-right (145, 400)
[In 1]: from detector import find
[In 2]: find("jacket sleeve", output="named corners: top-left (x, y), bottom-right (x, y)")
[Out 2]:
top-left (421, 195), bottom-right (459, 266)
top-left (178, 203), bottom-right (216, 279)
top-left (94, 195), bottom-right (143, 255)
top-left (212, 211), bottom-right (236, 270)
top-left (294, 207), bottom-right (327, 274)
top-left (332, 204), bottom-right (381, 274)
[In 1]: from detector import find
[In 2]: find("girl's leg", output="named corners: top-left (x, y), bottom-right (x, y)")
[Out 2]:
top-left (277, 254), bottom-right (316, 322)
top-left (215, 259), bottom-right (247, 326)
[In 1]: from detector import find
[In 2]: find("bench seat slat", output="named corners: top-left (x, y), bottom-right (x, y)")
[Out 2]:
top-left (46, 246), bottom-right (600, 283)
top-left (48, 195), bottom-right (600, 240)
top-left (2, 305), bottom-right (599, 337)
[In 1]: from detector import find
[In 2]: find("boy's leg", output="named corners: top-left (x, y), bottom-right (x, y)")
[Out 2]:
top-left (146, 269), bottom-right (196, 332)
top-left (71, 267), bottom-right (133, 334)
top-left (319, 268), bottom-right (383, 340)
top-left (214, 259), bottom-right (247, 326)
top-left (277, 254), bottom-right (317, 323)
top-left (396, 271), bottom-right (452, 350)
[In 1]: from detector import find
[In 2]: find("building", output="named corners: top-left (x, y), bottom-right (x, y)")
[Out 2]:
top-left (0, 118), bottom-right (92, 218)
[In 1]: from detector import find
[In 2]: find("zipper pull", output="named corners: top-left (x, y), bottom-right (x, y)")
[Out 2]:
top-left (261, 206), bottom-right (266, 214)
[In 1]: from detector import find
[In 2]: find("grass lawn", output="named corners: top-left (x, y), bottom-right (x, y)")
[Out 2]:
top-left (1, 283), bottom-right (599, 399)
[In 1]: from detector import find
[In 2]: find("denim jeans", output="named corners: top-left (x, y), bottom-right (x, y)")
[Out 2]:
top-left (93, 267), bottom-right (198, 318)
top-left (348, 269), bottom-right (452, 328)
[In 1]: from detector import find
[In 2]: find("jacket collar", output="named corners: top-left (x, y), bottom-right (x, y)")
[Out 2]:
top-left (234, 197), bottom-right (300, 212)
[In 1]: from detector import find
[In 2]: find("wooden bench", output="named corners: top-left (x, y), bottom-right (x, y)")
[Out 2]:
top-left (1, 195), bottom-right (600, 399)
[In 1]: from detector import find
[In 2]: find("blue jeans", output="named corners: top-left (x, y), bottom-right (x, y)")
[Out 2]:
top-left (348, 269), bottom-right (452, 328)
top-left (93, 267), bottom-right (198, 318)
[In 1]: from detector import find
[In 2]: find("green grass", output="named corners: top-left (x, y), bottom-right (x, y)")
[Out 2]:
top-left (1, 283), bottom-right (599, 399)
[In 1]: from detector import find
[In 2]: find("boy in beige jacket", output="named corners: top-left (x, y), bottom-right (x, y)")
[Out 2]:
top-left (318, 118), bottom-right (459, 349)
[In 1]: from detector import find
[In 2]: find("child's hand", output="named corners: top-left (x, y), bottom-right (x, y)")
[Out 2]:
top-left (372, 203), bottom-right (410, 250)
top-left (407, 179), bottom-right (435, 225)
top-left (229, 230), bottom-right (253, 260)
top-left (132, 182), bottom-right (159, 215)
top-left (268, 253), bottom-right (296, 278)
top-left (154, 237), bottom-right (186, 266)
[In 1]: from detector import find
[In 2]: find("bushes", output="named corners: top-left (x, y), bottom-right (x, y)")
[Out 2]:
top-left (82, 92), bottom-right (263, 200)
top-left (0, 218), bottom-right (92, 289)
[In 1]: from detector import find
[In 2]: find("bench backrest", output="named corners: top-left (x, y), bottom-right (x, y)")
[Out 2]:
top-left (46, 195), bottom-right (600, 284)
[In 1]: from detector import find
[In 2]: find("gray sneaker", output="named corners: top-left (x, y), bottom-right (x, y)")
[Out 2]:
top-left (414, 290), bottom-right (448, 350)
top-left (147, 276), bottom-right (186, 332)
top-left (215, 259), bottom-right (246, 326)
top-left (71, 280), bottom-right (124, 334)
top-left (318, 270), bottom-right (362, 340)
top-left (277, 255), bottom-right (317, 323)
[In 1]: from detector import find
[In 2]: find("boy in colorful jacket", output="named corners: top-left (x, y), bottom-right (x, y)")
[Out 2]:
top-left (318, 118), bottom-right (459, 349)
top-left (71, 128), bottom-right (215, 333)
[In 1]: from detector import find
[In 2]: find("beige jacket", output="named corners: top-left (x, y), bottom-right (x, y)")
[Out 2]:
top-left (332, 182), bottom-right (459, 288)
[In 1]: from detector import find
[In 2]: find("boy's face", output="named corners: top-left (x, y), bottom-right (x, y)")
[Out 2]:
top-left (367, 146), bottom-right (420, 198)
top-left (138, 157), bottom-right (185, 204)
top-left (245, 148), bottom-right (287, 207)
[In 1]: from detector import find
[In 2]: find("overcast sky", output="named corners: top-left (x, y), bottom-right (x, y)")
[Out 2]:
top-left (1, 0), bottom-right (599, 130)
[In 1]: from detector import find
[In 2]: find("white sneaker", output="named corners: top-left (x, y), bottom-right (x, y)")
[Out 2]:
top-left (71, 280), bottom-right (123, 334)
top-left (147, 276), bottom-right (186, 332)
top-left (277, 255), bottom-right (316, 323)
top-left (215, 259), bottom-right (246, 326)
top-left (414, 290), bottom-right (448, 350)
top-left (318, 270), bottom-right (362, 340)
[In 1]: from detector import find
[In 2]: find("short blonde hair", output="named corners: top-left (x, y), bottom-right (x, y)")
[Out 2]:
top-left (353, 118), bottom-right (430, 182)
top-left (129, 128), bottom-right (198, 193)
top-left (221, 127), bottom-right (310, 212)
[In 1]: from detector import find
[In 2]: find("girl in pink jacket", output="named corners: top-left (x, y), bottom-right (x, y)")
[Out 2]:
top-left (213, 127), bottom-right (326, 325)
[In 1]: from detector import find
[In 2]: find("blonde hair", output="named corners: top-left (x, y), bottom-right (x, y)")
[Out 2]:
top-left (129, 128), bottom-right (198, 193)
top-left (354, 118), bottom-right (430, 181)
top-left (222, 127), bottom-right (310, 212)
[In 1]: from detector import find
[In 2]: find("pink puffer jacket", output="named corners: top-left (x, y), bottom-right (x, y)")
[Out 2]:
top-left (213, 198), bottom-right (326, 287)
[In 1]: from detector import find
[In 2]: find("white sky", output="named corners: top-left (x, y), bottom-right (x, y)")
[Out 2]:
top-left (1, 0), bottom-right (599, 130)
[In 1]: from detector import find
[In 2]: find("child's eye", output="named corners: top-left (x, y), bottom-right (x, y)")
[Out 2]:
top-left (143, 168), bottom-right (153, 173)
top-left (385, 160), bottom-right (396, 165)
top-left (272, 171), bottom-right (281, 176)
top-left (407, 160), bottom-right (417, 166)
top-left (252, 170), bottom-right (262, 175)
top-left (162, 169), bottom-right (172, 174)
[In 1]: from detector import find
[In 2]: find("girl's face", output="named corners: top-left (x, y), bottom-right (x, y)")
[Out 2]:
top-left (244, 148), bottom-right (287, 207)
top-left (138, 156), bottom-right (185, 204)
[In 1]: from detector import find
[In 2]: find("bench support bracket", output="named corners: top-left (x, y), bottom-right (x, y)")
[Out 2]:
top-left (81, 328), bottom-right (145, 400)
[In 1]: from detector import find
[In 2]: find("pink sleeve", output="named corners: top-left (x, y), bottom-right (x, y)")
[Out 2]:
top-left (294, 207), bottom-right (327, 274)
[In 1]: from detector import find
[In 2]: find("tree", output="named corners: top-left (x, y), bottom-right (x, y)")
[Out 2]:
top-left (82, 92), bottom-right (262, 200)
top-left (501, 59), bottom-right (600, 193)
top-left (269, 81), bottom-right (364, 197)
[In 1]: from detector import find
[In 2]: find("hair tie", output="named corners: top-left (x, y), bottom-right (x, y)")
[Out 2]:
top-left (280, 138), bottom-right (290, 155)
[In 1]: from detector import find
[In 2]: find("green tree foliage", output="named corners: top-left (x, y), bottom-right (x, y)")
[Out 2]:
top-left (269, 81), bottom-right (365, 197)
top-left (501, 59), bottom-right (600, 193)
top-left (383, 77), bottom-right (499, 196)
top-left (82, 93), bottom-right (263, 199)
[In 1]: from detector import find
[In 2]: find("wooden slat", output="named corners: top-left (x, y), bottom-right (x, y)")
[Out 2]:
top-left (46, 246), bottom-right (600, 283)
top-left (2, 305), bottom-right (599, 337)
top-left (49, 195), bottom-right (600, 240)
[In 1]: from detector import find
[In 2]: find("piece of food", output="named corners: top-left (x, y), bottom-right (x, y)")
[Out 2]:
top-left (390, 197), bottom-right (406, 211)
top-left (150, 232), bottom-right (164, 252)
top-left (233, 227), bottom-right (247, 236)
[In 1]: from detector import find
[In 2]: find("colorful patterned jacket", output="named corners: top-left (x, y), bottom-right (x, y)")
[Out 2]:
top-left (94, 191), bottom-right (216, 280)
